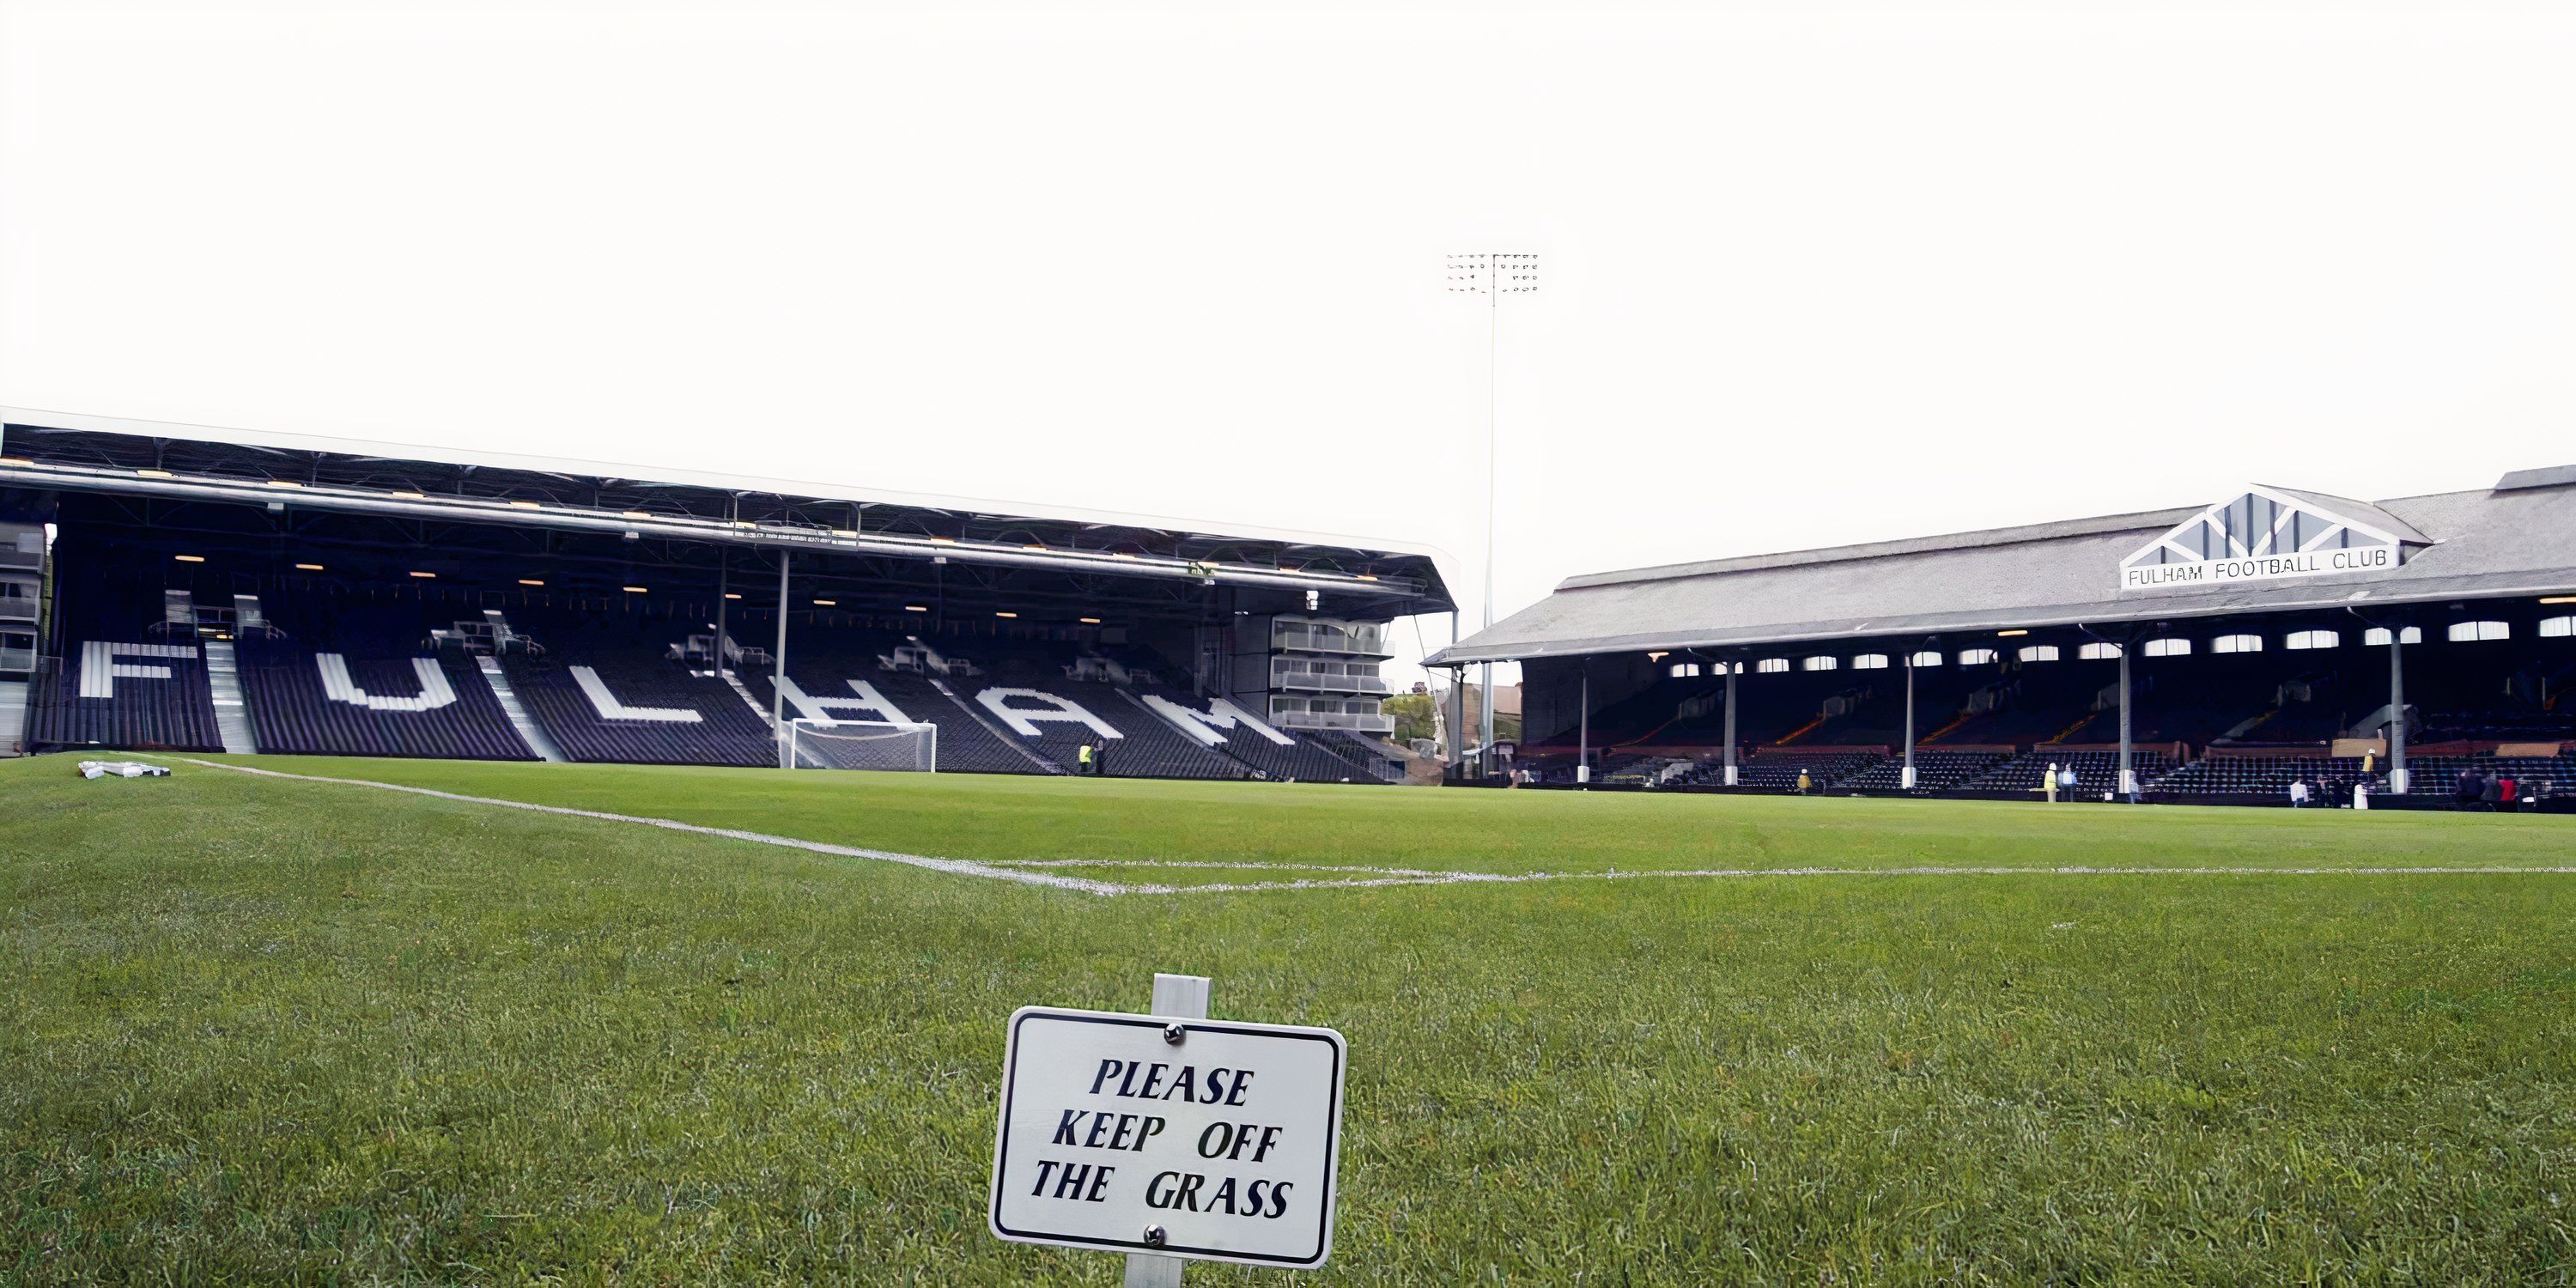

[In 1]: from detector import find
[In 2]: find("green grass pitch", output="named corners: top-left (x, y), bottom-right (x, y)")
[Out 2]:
top-left (7, 753), bottom-right (2574, 1284)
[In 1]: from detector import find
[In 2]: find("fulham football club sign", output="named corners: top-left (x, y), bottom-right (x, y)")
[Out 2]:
top-left (2117, 485), bottom-right (2417, 592)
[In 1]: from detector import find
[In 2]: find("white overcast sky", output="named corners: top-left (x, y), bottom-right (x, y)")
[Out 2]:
top-left (5, 1), bottom-right (2573, 684)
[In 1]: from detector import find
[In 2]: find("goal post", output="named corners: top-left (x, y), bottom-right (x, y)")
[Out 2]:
top-left (782, 718), bottom-right (938, 773)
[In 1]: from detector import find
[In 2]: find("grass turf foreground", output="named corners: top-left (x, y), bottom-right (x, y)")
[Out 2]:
top-left (2, 756), bottom-right (2570, 1284)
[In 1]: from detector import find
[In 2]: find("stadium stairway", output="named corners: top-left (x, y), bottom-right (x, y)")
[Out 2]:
top-left (476, 656), bottom-right (567, 762)
top-left (719, 670), bottom-right (779, 728)
top-left (200, 641), bottom-right (261, 754)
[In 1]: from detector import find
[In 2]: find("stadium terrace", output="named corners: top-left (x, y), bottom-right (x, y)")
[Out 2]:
top-left (0, 411), bottom-right (1455, 782)
top-left (1428, 472), bottom-right (2576, 808)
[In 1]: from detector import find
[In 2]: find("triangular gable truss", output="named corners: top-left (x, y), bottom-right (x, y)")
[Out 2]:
top-left (2118, 484), bottom-right (2414, 571)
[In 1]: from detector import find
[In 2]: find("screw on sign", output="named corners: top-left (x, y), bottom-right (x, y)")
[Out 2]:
top-left (988, 973), bottom-right (1347, 1284)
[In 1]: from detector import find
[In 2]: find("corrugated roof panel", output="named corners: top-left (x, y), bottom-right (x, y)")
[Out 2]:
top-left (1431, 474), bottom-right (2576, 664)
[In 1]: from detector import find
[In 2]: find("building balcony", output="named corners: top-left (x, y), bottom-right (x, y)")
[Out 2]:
top-left (1270, 660), bottom-right (1391, 695)
top-left (1271, 621), bottom-right (1390, 658)
top-left (1269, 695), bottom-right (1393, 734)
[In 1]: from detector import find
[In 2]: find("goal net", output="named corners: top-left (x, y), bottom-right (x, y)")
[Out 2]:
top-left (783, 719), bottom-right (938, 773)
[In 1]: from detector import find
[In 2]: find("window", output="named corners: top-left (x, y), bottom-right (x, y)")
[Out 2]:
top-left (2447, 620), bottom-right (2509, 642)
top-left (2017, 645), bottom-right (2060, 663)
top-left (2362, 626), bottom-right (2422, 646)
top-left (2212, 634), bottom-right (2263, 653)
top-left (2284, 629), bottom-right (2340, 650)
top-left (1756, 658), bottom-right (1789, 674)
top-left (1801, 655), bottom-right (1838, 671)
top-left (2078, 642), bottom-right (2122, 660)
top-left (1908, 650), bottom-right (1942, 667)
top-left (1851, 653), bottom-right (1888, 670)
top-left (1668, 662), bottom-right (1702, 678)
top-left (2543, 616), bottom-right (2574, 638)
top-left (2142, 637), bottom-right (2190, 657)
top-left (1957, 647), bottom-right (1999, 665)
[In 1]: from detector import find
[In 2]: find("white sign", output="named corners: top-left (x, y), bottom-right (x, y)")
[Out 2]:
top-left (2119, 543), bottom-right (2395, 591)
top-left (2116, 485), bottom-right (2412, 592)
top-left (988, 1006), bottom-right (1346, 1269)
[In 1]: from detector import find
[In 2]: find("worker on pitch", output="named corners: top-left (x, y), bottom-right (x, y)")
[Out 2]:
top-left (1077, 741), bottom-right (1095, 775)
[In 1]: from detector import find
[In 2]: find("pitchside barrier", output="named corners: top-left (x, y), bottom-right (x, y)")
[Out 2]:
top-left (781, 718), bottom-right (938, 772)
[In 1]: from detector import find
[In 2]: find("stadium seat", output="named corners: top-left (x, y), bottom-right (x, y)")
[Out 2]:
top-left (236, 639), bottom-right (538, 761)
top-left (27, 640), bottom-right (224, 753)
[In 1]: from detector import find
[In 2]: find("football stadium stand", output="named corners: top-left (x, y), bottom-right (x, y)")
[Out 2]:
top-left (742, 630), bottom-right (1387, 781)
top-left (24, 574), bottom-right (225, 753)
top-left (11, 415), bottom-right (2567, 807)
top-left (1437, 471), bottom-right (2576, 808)
top-left (1961, 749), bottom-right (2183, 799)
top-left (0, 414), bottom-right (1445, 783)
top-left (237, 641), bottom-right (536, 761)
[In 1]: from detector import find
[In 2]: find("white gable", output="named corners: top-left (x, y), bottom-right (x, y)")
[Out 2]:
top-left (2117, 485), bottom-right (2412, 592)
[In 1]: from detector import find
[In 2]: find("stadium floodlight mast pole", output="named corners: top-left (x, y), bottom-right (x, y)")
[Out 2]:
top-left (1448, 252), bottom-right (1538, 778)
top-left (1447, 616), bottom-right (1467, 780)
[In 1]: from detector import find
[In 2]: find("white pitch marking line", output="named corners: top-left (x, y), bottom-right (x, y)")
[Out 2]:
top-left (1142, 864), bottom-right (2576, 896)
top-left (165, 757), bottom-right (1130, 896)
top-left (160, 759), bottom-right (2576, 899)
top-left (991, 859), bottom-right (1452, 877)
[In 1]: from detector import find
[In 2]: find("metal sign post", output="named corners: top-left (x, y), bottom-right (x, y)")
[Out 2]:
top-left (1125, 974), bottom-right (1209, 1288)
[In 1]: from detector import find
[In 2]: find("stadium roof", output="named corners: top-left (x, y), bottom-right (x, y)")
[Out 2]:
top-left (0, 408), bottom-right (1457, 617)
top-left (1428, 469), bottom-right (2576, 665)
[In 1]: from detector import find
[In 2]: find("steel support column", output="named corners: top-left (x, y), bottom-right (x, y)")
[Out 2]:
top-left (1722, 663), bottom-right (1739, 787)
top-left (1576, 665), bottom-right (1589, 786)
top-left (771, 552), bottom-right (790, 765)
top-left (2389, 631), bottom-right (2409, 793)
top-left (2117, 644), bottom-right (2136, 799)
top-left (1901, 650), bottom-right (1917, 790)
top-left (714, 554), bottom-right (729, 676)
